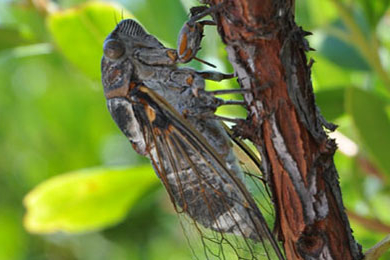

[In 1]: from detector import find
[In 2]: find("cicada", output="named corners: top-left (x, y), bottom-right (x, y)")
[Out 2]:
top-left (101, 7), bottom-right (284, 260)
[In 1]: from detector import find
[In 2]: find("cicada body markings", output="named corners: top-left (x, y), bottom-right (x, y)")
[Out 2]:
top-left (101, 14), bottom-right (285, 260)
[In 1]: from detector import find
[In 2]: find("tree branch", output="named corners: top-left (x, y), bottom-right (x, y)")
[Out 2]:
top-left (347, 210), bottom-right (390, 234)
top-left (209, 0), bottom-right (364, 259)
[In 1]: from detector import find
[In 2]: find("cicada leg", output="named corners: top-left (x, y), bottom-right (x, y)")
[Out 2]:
top-left (206, 89), bottom-right (251, 95)
top-left (194, 71), bottom-right (247, 108)
top-left (177, 5), bottom-right (223, 64)
top-left (197, 71), bottom-right (235, 81)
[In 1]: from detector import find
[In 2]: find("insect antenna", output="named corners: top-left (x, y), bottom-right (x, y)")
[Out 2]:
top-left (218, 99), bottom-right (246, 106)
top-left (193, 56), bottom-right (216, 68)
top-left (113, 11), bottom-right (118, 26)
top-left (206, 88), bottom-right (251, 95)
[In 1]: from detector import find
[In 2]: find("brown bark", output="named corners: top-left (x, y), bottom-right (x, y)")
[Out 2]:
top-left (209, 0), bottom-right (364, 259)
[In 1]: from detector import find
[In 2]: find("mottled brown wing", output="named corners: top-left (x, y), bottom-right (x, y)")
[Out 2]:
top-left (129, 85), bottom-right (285, 260)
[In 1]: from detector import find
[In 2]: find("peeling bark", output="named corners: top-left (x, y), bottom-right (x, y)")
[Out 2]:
top-left (209, 0), bottom-right (364, 259)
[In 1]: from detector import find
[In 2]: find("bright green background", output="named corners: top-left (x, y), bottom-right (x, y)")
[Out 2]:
top-left (1, 0), bottom-right (390, 259)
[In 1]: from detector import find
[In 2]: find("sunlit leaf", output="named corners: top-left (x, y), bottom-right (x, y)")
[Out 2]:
top-left (295, 0), bottom-right (337, 30)
top-left (310, 53), bottom-right (353, 88)
top-left (24, 166), bottom-right (158, 233)
top-left (47, 2), bottom-right (132, 79)
top-left (346, 87), bottom-right (390, 176)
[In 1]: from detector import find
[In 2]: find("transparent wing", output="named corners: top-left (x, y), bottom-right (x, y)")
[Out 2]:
top-left (225, 124), bottom-right (279, 237)
top-left (131, 85), bottom-right (285, 260)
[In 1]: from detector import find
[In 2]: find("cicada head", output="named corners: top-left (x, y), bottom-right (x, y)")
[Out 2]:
top-left (101, 49), bottom-right (132, 99)
top-left (101, 20), bottom-right (140, 99)
top-left (108, 19), bottom-right (163, 50)
top-left (101, 19), bottom-right (165, 99)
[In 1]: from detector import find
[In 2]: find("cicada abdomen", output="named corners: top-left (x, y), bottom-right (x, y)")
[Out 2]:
top-left (101, 15), bottom-right (285, 260)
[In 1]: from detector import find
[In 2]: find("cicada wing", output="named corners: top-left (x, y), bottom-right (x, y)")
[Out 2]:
top-left (131, 86), bottom-right (285, 260)
top-left (223, 124), bottom-right (276, 220)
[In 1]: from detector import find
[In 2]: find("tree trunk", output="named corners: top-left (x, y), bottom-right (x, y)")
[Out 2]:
top-left (209, 0), bottom-right (364, 259)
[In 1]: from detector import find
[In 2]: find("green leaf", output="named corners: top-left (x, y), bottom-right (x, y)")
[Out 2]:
top-left (315, 87), bottom-right (345, 121)
top-left (318, 34), bottom-right (370, 71)
top-left (24, 166), bottom-right (158, 234)
top-left (310, 53), bottom-right (353, 88)
top-left (295, 0), bottom-right (338, 30)
top-left (131, 0), bottom-right (187, 47)
top-left (0, 208), bottom-right (26, 260)
top-left (0, 27), bottom-right (33, 51)
top-left (346, 87), bottom-right (390, 176)
top-left (47, 2), bottom-right (132, 80)
top-left (356, 0), bottom-right (390, 28)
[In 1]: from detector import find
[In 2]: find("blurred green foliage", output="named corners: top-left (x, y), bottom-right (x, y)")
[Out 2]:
top-left (0, 0), bottom-right (389, 259)
top-left (24, 166), bottom-right (158, 234)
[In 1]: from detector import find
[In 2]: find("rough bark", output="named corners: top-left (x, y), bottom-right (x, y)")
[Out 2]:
top-left (209, 0), bottom-right (364, 259)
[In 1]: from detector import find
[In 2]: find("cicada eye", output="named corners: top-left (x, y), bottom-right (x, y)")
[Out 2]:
top-left (103, 39), bottom-right (125, 59)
